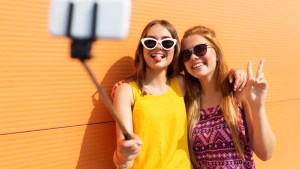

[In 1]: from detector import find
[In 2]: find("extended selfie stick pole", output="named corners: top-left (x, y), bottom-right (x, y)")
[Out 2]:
top-left (66, 2), bottom-right (131, 140)
top-left (81, 61), bottom-right (132, 141)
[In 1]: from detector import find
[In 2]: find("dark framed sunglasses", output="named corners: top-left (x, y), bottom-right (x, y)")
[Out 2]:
top-left (141, 37), bottom-right (177, 50)
top-left (180, 44), bottom-right (213, 62)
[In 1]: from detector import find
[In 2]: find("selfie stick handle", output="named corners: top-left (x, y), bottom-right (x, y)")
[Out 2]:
top-left (66, 2), bottom-right (131, 140)
top-left (81, 61), bottom-right (132, 140)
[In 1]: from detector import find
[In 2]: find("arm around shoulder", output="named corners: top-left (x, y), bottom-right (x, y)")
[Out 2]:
top-left (177, 74), bottom-right (186, 96)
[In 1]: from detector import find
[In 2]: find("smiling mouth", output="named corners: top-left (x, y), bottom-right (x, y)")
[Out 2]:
top-left (192, 63), bottom-right (204, 69)
top-left (151, 54), bottom-right (166, 59)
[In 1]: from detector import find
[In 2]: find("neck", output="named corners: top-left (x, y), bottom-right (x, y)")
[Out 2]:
top-left (144, 68), bottom-right (168, 86)
top-left (198, 76), bottom-right (222, 109)
top-left (143, 68), bottom-right (170, 95)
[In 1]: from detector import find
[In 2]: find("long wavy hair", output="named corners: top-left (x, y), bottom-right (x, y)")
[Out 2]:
top-left (129, 19), bottom-right (180, 94)
top-left (180, 25), bottom-right (245, 168)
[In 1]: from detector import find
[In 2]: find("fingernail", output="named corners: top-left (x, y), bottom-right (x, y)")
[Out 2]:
top-left (137, 140), bottom-right (143, 145)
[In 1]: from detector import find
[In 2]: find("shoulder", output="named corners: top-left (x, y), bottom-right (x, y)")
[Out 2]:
top-left (114, 83), bottom-right (134, 104)
top-left (176, 74), bottom-right (186, 96)
top-left (115, 83), bottom-right (132, 96)
top-left (177, 74), bottom-right (185, 83)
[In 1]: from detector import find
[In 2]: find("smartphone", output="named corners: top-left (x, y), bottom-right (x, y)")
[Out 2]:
top-left (48, 0), bottom-right (131, 39)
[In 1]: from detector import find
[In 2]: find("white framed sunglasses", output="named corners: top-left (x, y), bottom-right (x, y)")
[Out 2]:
top-left (141, 37), bottom-right (177, 50)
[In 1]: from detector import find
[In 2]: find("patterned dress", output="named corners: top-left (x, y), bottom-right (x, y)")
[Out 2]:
top-left (193, 105), bottom-right (255, 169)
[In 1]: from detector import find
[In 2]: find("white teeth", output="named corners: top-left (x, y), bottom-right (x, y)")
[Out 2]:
top-left (151, 54), bottom-right (165, 58)
top-left (152, 54), bottom-right (164, 57)
top-left (192, 63), bottom-right (204, 69)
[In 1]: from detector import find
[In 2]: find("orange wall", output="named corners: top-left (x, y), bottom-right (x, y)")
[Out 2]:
top-left (0, 0), bottom-right (300, 168)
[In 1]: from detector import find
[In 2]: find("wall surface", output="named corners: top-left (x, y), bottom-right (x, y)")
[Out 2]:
top-left (0, 0), bottom-right (300, 168)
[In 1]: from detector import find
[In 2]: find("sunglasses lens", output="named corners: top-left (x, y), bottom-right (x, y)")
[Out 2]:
top-left (181, 44), bottom-right (208, 62)
top-left (182, 50), bottom-right (192, 62)
top-left (194, 44), bottom-right (207, 57)
top-left (144, 39), bottom-right (157, 49)
top-left (162, 40), bottom-right (175, 49)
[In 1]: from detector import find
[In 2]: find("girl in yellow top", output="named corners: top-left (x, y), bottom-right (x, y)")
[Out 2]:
top-left (112, 20), bottom-right (246, 169)
top-left (113, 20), bottom-right (190, 169)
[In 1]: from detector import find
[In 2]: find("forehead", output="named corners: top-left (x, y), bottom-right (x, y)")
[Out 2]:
top-left (146, 24), bottom-right (172, 38)
top-left (182, 35), bottom-right (209, 49)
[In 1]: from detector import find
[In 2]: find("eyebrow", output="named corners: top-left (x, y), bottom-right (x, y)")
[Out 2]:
top-left (145, 35), bottom-right (172, 39)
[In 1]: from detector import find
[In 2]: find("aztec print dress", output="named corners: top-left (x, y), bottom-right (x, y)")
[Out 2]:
top-left (193, 105), bottom-right (255, 169)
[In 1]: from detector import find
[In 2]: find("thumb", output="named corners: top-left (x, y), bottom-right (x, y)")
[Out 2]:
top-left (130, 133), bottom-right (143, 145)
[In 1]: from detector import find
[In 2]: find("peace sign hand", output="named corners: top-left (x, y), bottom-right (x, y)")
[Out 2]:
top-left (244, 59), bottom-right (268, 106)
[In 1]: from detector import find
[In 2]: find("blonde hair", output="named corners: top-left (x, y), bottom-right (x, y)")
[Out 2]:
top-left (180, 25), bottom-right (245, 168)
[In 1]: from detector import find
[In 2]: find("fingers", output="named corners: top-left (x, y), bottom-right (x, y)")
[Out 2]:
top-left (247, 61), bottom-right (253, 79)
top-left (238, 72), bottom-right (247, 91)
top-left (246, 59), bottom-right (267, 90)
top-left (233, 73), bottom-right (242, 91)
top-left (233, 78), bottom-right (240, 91)
top-left (119, 135), bottom-right (142, 149)
top-left (228, 72), bottom-right (233, 84)
top-left (118, 134), bottom-right (143, 153)
top-left (111, 88), bottom-right (116, 99)
top-left (130, 133), bottom-right (143, 146)
top-left (230, 70), bottom-right (248, 91)
top-left (248, 58), bottom-right (265, 82)
top-left (111, 80), bottom-right (126, 99)
top-left (228, 68), bottom-right (238, 84)
top-left (256, 58), bottom-right (264, 78)
top-left (256, 72), bottom-right (264, 81)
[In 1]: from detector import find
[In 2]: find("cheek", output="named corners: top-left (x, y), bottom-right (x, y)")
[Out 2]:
top-left (166, 50), bottom-right (175, 61)
top-left (168, 49), bottom-right (175, 56)
top-left (183, 62), bottom-right (191, 73)
top-left (183, 62), bottom-right (188, 68)
top-left (208, 49), bottom-right (218, 61)
top-left (143, 48), bottom-right (148, 55)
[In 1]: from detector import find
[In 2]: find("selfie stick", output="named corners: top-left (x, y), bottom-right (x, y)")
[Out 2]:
top-left (66, 2), bottom-right (131, 140)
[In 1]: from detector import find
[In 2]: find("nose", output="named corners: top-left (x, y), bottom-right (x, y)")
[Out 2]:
top-left (190, 52), bottom-right (199, 61)
top-left (155, 42), bottom-right (163, 50)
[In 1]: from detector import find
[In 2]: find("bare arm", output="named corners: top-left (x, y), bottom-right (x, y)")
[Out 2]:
top-left (237, 59), bottom-right (276, 161)
top-left (113, 83), bottom-right (142, 168)
top-left (177, 74), bottom-right (186, 96)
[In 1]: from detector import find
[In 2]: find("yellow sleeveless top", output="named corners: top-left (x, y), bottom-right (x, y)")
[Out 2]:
top-left (129, 77), bottom-right (191, 169)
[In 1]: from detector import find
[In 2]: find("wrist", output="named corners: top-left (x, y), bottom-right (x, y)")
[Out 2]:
top-left (249, 102), bottom-right (265, 112)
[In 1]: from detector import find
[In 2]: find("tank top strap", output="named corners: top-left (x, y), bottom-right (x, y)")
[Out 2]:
top-left (128, 81), bottom-right (141, 101)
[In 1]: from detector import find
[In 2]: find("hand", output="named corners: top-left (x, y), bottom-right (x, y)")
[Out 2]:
top-left (116, 133), bottom-right (143, 163)
top-left (244, 59), bottom-right (268, 106)
top-left (111, 80), bottom-right (125, 99)
top-left (228, 68), bottom-right (247, 91)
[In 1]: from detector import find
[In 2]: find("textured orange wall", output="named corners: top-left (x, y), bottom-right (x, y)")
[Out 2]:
top-left (0, 0), bottom-right (299, 168)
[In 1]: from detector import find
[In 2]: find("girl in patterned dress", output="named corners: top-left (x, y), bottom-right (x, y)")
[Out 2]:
top-left (179, 25), bottom-right (276, 169)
